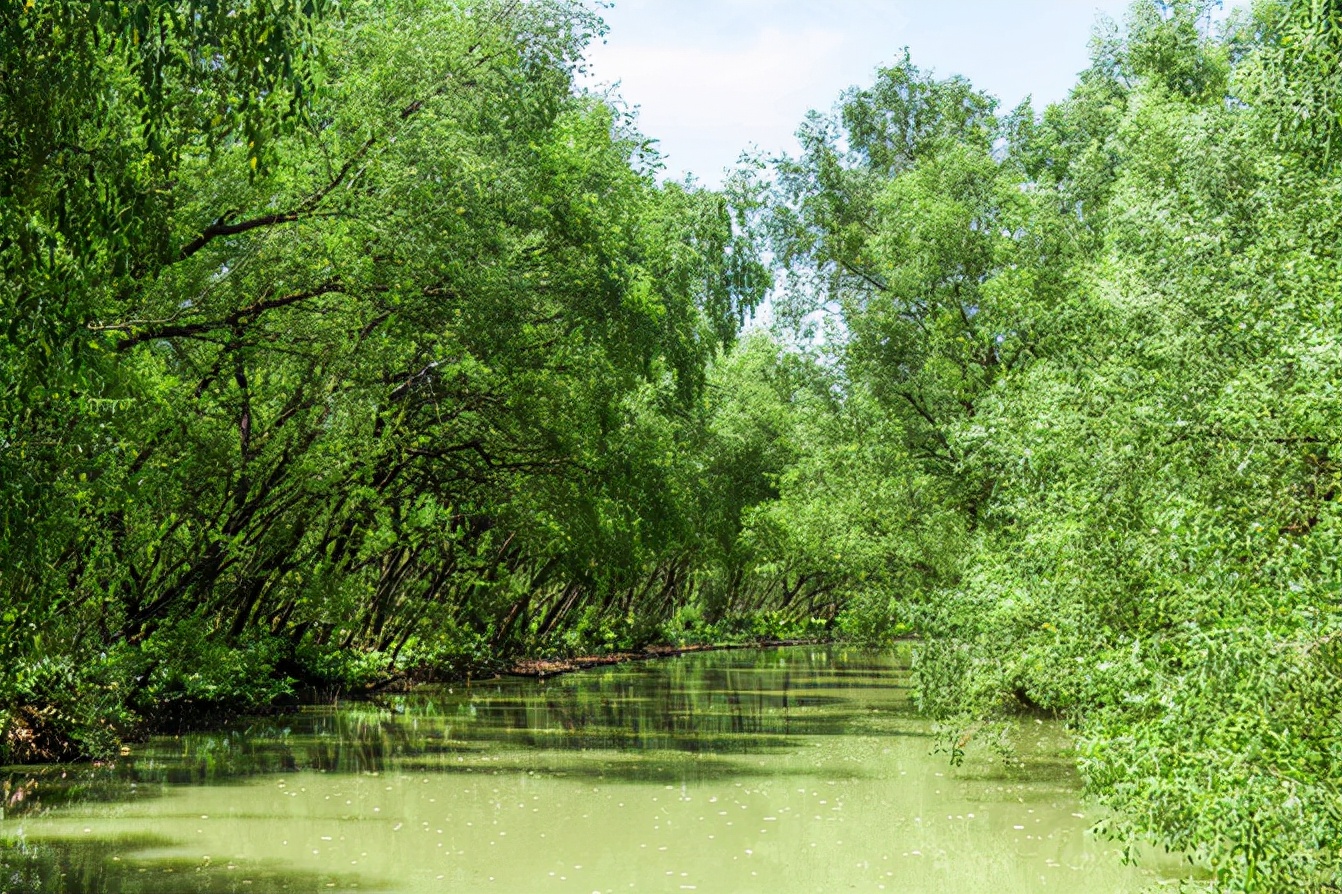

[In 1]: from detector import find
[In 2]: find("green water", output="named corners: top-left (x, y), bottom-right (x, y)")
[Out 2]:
top-left (1, 647), bottom-right (1180, 893)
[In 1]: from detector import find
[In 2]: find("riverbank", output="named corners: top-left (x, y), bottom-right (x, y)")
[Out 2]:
top-left (2, 638), bottom-right (839, 767)
top-left (503, 638), bottom-right (830, 678)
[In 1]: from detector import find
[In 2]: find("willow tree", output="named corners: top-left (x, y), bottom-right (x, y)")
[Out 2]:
top-left (0, 0), bottom-right (766, 759)
top-left (754, 2), bottom-right (1342, 889)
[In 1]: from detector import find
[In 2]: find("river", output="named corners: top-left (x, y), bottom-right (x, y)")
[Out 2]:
top-left (0, 646), bottom-right (1181, 892)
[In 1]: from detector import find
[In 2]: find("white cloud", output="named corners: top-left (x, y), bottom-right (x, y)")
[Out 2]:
top-left (590, 26), bottom-right (846, 130)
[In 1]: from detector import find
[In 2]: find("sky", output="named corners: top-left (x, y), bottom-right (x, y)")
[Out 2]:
top-left (580, 1), bottom-right (1150, 185)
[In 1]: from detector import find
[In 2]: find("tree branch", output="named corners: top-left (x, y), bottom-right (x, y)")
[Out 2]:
top-left (106, 280), bottom-right (346, 350)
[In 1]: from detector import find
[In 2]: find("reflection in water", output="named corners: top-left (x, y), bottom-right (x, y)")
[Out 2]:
top-left (0, 834), bottom-right (369, 894)
top-left (1, 646), bottom-right (1182, 893)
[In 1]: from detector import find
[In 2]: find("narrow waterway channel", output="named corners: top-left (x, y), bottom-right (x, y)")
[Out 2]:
top-left (2, 647), bottom-right (1181, 892)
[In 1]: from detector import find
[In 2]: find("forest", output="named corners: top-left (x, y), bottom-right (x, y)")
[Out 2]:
top-left (1, 0), bottom-right (1340, 891)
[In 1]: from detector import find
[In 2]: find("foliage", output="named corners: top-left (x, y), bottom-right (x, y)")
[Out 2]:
top-left (0, 0), bottom-right (795, 766)
top-left (748, 2), bottom-right (1342, 890)
top-left (5, 2), bottom-right (1341, 890)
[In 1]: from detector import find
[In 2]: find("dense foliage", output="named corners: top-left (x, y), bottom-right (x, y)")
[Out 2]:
top-left (746, 1), bottom-right (1342, 890)
top-left (4, 0), bottom-right (1341, 890)
top-left (0, 0), bottom-right (829, 765)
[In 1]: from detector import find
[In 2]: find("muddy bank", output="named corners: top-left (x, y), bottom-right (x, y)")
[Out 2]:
top-left (504, 639), bottom-right (828, 678)
top-left (2, 706), bottom-right (86, 765)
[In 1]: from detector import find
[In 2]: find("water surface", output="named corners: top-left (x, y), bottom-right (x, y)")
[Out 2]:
top-left (1, 647), bottom-right (1178, 893)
